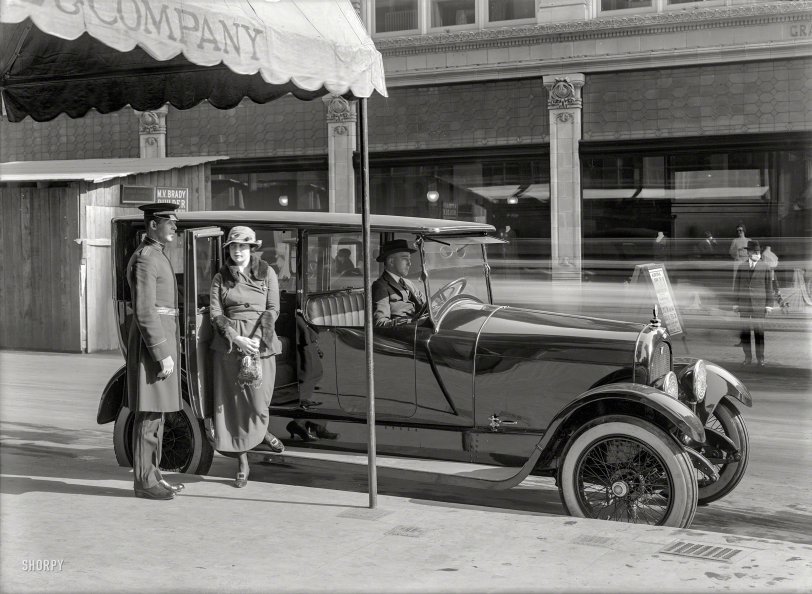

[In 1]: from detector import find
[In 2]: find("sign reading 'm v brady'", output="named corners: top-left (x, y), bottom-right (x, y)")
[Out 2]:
top-left (121, 185), bottom-right (188, 210)
top-left (8, 0), bottom-right (268, 63)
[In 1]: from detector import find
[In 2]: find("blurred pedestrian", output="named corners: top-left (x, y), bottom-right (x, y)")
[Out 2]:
top-left (728, 223), bottom-right (750, 290)
top-left (210, 226), bottom-right (285, 488)
top-left (126, 203), bottom-right (185, 500)
top-left (733, 240), bottom-right (774, 366)
top-left (695, 231), bottom-right (717, 259)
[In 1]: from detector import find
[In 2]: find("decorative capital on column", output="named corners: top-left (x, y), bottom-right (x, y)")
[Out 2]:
top-left (323, 95), bottom-right (357, 124)
top-left (137, 109), bottom-right (166, 134)
top-left (134, 105), bottom-right (168, 158)
top-left (543, 74), bottom-right (585, 110)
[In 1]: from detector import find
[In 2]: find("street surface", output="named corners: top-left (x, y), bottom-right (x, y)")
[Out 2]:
top-left (1, 346), bottom-right (810, 542)
top-left (1, 347), bottom-right (811, 592)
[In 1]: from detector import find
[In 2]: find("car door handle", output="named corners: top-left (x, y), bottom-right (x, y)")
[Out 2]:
top-left (489, 415), bottom-right (518, 432)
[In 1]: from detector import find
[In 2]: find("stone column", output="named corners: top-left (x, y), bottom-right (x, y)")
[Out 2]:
top-left (543, 74), bottom-right (584, 283)
top-left (324, 95), bottom-right (358, 213)
top-left (135, 106), bottom-right (168, 158)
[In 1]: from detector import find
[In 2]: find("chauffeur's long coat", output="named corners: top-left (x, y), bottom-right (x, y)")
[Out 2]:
top-left (125, 237), bottom-right (182, 413)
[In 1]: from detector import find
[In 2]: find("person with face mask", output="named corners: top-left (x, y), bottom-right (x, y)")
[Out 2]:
top-left (733, 240), bottom-right (774, 366)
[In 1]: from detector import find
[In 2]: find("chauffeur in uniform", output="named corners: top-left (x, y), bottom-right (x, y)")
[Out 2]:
top-left (372, 239), bottom-right (426, 328)
top-left (126, 203), bottom-right (185, 500)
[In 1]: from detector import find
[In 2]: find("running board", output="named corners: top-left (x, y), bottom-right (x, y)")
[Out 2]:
top-left (251, 446), bottom-right (543, 491)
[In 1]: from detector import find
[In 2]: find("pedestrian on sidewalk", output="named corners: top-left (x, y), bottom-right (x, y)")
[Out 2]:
top-left (125, 203), bottom-right (185, 500)
top-left (210, 226), bottom-right (285, 489)
top-left (733, 240), bottom-right (774, 366)
top-left (728, 223), bottom-right (750, 295)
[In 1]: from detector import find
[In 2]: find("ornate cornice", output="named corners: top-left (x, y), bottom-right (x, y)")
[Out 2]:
top-left (376, 1), bottom-right (812, 55)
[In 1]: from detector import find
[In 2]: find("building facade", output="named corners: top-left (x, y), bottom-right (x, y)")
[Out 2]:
top-left (2, 0), bottom-right (811, 281)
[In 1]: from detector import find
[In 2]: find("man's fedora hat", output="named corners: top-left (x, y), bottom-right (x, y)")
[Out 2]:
top-left (376, 239), bottom-right (416, 262)
top-left (223, 226), bottom-right (262, 249)
top-left (746, 240), bottom-right (761, 252)
top-left (139, 202), bottom-right (179, 221)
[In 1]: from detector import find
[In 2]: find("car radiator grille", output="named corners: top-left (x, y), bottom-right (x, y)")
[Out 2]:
top-left (649, 342), bottom-right (672, 383)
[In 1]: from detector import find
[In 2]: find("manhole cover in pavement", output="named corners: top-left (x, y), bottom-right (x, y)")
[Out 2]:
top-left (386, 525), bottom-right (424, 538)
top-left (337, 508), bottom-right (392, 521)
top-left (660, 540), bottom-right (743, 562)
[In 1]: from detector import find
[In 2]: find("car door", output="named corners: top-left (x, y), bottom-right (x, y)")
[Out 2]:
top-left (183, 227), bottom-right (222, 420)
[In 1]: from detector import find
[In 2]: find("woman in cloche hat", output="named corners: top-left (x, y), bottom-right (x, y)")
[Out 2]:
top-left (209, 226), bottom-right (285, 488)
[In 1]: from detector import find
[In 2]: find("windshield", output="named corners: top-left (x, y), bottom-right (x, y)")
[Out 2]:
top-left (422, 237), bottom-right (492, 316)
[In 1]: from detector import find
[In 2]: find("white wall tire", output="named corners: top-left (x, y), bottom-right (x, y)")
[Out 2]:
top-left (558, 415), bottom-right (698, 528)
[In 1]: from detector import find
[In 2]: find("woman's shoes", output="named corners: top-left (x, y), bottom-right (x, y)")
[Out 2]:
top-left (305, 421), bottom-right (339, 440)
top-left (263, 432), bottom-right (285, 453)
top-left (287, 420), bottom-right (317, 442)
top-left (233, 471), bottom-right (248, 488)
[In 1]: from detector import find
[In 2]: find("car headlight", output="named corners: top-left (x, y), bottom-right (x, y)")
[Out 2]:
top-left (655, 371), bottom-right (679, 400)
top-left (691, 359), bottom-right (707, 403)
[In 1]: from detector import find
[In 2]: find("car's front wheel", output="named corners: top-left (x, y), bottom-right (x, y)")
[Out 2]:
top-left (558, 415), bottom-right (698, 528)
top-left (113, 400), bottom-right (214, 475)
top-left (697, 399), bottom-right (749, 505)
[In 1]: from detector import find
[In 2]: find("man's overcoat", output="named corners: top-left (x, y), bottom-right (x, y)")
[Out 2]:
top-left (371, 272), bottom-right (425, 328)
top-left (126, 237), bottom-right (182, 412)
top-left (733, 259), bottom-right (774, 317)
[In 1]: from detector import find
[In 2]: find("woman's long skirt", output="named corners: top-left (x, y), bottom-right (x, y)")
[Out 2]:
top-left (212, 350), bottom-right (276, 452)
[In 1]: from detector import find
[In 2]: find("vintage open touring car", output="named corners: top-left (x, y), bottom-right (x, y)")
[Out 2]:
top-left (97, 211), bottom-right (752, 528)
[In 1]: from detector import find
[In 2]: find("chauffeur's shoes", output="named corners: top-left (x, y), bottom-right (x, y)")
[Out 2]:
top-left (287, 420), bottom-right (317, 441)
top-left (158, 479), bottom-right (185, 494)
top-left (134, 483), bottom-right (175, 500)
top-left (305, 421), bottom-right (339, 440)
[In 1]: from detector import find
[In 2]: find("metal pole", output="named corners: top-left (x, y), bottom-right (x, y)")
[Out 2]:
top-left (358, 97), bottom-right (377, 508)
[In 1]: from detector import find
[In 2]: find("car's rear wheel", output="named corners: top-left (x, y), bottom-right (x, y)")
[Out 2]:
top-left (697, 399), bottom-right (749, 505)
top-left (558, 415), bottom-right (698, 528)
top-left (113, 400), bottom-right (214, 475)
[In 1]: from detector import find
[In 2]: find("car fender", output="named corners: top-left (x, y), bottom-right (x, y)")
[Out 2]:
top-left (546, 382), bottom-right (706, 445)
top-left (675, 358), bottom-right (752, 421)
top-left (97, 365), bottom-right (126, 424)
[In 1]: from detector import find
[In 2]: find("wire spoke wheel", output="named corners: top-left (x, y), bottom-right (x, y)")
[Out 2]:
top-left (576, 436), bottom-right (673, 524)
top-left (113, 400), bottom-right (214, 475)
top-left (160, 411), bottom-right (195, 472)
top-left (559, 416), bottom-right (697, 528)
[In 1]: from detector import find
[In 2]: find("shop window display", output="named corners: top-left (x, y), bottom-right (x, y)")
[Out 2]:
top-left (211, 169), bottom-right (329, 212)
top-left (581, 147), bottom-right (812, 307)
top-left (366, 155), bottom-right (551, 286)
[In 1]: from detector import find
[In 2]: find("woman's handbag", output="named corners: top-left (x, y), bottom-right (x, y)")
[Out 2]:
top-left (237, 353), bottom-right (262, 387)
top-left (236, 312), bottom-right (265, 388)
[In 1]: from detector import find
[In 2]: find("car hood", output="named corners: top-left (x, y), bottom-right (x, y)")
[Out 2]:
top-left (475, 305), bottom-right (644, 366)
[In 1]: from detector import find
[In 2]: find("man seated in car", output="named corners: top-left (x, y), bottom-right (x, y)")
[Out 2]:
top-left (372, 240), bottom-right (425, 328)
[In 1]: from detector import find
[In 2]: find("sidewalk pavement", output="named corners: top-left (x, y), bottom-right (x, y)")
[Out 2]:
top-left (1, 350), bottom-right (811, 593)
top-left (2, 455), bottom-right (811, 594)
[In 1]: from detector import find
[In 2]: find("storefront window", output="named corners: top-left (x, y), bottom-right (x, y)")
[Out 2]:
top-left (488, 0), bottom-right (535, 22)
top-left (366, 154), bottom-right (551, 281)
top-left (582, 147), bottom-right (812, 288)
top-left (431, 0), bottom-right (476, 27)
top-left (211, 167), bottom-right (328, 212)
top-left (374, 0), bottom-right (418, 33)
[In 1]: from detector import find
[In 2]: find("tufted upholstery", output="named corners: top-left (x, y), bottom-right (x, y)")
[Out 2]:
top-left (305, 290), bottom-right (365, 327)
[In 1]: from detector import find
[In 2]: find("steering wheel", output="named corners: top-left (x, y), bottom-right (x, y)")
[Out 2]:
top-left (430, 278), bottom-right (467, 309)
top-left (339, 267), bottom-right (362, 277)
